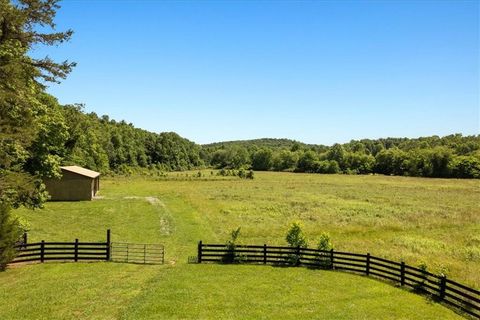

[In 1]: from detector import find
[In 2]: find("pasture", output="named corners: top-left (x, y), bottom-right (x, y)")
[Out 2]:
top-left (0, 172), bottom-right (478, 319)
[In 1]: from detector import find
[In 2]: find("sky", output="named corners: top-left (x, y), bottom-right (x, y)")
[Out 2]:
top-left (33, 0), bottom-right (479, 145)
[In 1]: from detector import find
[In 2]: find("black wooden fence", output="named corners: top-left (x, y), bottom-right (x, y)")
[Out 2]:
top-left (11, 230), bottom-right (111, 263)
top-left (197, 242), bottom-right (480, 319)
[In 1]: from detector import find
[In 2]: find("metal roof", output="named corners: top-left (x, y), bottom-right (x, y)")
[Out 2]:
top-left (61, 166), bottom-right (100, 178)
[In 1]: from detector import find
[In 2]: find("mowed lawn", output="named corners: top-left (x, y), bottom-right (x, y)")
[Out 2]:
top-left (0, 172), bottom-right (478, 319)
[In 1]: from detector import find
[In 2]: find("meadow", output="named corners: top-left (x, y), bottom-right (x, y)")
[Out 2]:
top-left (0, 172), bottom-right (478, 319)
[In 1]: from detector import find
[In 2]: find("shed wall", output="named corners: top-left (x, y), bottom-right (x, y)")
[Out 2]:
top-left (44, 171), bottom-right (96, 201)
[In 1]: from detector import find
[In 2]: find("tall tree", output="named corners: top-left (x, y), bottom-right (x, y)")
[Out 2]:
top-left (0, 0), bottom-right (74, 268)
top-left (0, 0), bottom-right (74, 207)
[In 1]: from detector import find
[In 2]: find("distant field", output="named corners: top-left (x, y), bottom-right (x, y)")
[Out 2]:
top-left (0, 172), bottom-right (477, 319)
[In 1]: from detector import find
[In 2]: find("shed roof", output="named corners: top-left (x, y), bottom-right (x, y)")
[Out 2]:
top-left (61, 166), bottom-right (100, 178)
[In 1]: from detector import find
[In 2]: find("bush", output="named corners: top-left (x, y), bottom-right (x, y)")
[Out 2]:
top-left (285, 221), bottom-right (308, 248)
top-left (0, 204), bottom-right (23, 271)
top-left (313, 160), bottom-right (340, 174)
top-left (217, 168), bottom-right (254, 179)
top-left (316, 233), bottom-right (334, 268)
top-left (317, 232), bottom-right (333, 251)
top-left (115, 164), bottom-right (134, 176)
top-left (237, 168), bottom-right (246, 178)
top-left (449, 155), bottom-right (480, 178)
top-left (285, 222), bottom-right (308, 265)
top-left (413, 262), bottom-right (429, 293)
top-left (272, 150), bottom-right (298, 171)
top-left (222, 227), bottom-right (245, 263)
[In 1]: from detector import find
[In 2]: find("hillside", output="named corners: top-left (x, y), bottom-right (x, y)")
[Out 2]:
top-left (201, 134), bottom-right (480, 178)
top-left (203, 138), bottom-right (321, 150)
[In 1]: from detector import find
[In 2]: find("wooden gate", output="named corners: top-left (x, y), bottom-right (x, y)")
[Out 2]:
top-left (111, 242), bottom-right (164, 264)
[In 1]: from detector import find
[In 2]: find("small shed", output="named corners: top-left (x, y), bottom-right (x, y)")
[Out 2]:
top-left (44, 166), bottom-right (100, 201)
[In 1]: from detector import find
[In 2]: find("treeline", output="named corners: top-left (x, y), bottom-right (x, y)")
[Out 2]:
top-left (201, 136), bottom-right (480, 179)
top-left (20, 98), bottom-right (480, 179)
top-left (60, 105), bottom-right (202, 173)
top-left (24, 100), bottom-right (203, 176)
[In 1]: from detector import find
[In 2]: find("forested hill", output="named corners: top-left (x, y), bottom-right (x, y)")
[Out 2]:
top-left (23, 96), bottom-right (480, 179)
top-left (203, 138), bottom-right (321, 151)
top-left (201, 135), bottom-right (480, 178)
top-left (59, 104), bottom-right (203, 173)
top-left (14, 96), bottom-right (203, 178)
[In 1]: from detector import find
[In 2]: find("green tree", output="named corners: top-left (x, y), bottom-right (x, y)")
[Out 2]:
top-left (296, 150), bottom-right (318, 172)
top-left (429, 146), bottom-right (453, 178)
top-left (272, 150), bottom-right (298, 171)
top-left (285, 221), bottom-right (307, 266)
top-left (285, 221), bottom-right (308, 248)
top-left (230, 146), bottom-right (250, 169)
top-left (326, 144), bottom-right (346, 170)
top-left (449, 155), bottom-right (480, 178)
top-left (251, 148), bottom-right (273, 171)
top-left (374, 148), bottom-right (408, 176)
top-left (313, 160), bottom-right (340, 174)
top-left (345, 152), bottom-right (375, 174)
top-left (1, 0), bottom-right (74, 206)
top-left (0, 0), bottom-right (74, 268)
top-left (316, 232), bottom-right (334, 268)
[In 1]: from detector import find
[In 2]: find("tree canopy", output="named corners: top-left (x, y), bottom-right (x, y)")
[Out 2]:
top-left (0, 0), bottom-right (75, 208)
top-left (201, 135), bottom-right (480, 179)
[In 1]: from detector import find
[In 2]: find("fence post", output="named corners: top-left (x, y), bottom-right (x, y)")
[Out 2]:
top-left (263, 244), bottom-right (267, 264)
top-left (296, 245), bottom-right (301, 266)
top-left (106, 229), bottom-right (111, 261)
top-left (330, 249), bottom-right (334, 269)
top-left (40, 240), bottom-right (45, 263)
top-left (366, 253), bottom-right (370, 276)
top-left (144, 244), bottom-right (146, 264)
top-left (400, 262), bottom-right (405, 286)
top-left (198, 241), bottom-right (203, 263)
top-left (23, 232), bottom-right (27, 245)
top-left (74, 239), bottom-right (79, 262)
top-left (439, 275), bottom-right (447, 300)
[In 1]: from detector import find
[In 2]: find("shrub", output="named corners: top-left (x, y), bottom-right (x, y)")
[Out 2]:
top-left (285, 221), bottom-right (308, 265)
top-left (413, 262), bottom-right (429, 293)
top-left (313, 160), bottom-right (340, 174)
top-left (285, 221), bottom-right (308, 248)
top-left (449, 155), bottom-right (480, 178)
top-left (237, 168), bottom-right (246, 178)
top-left (316, 233), bottom-right (334, 268)
top-left (115, 164), bottom-right (133, 176)
top-left (0, 204), bottom-right (23, 271)
top-left (317, 232), bottom-right (333, 251)
top-left (222, 227), bottom-right (244, 263)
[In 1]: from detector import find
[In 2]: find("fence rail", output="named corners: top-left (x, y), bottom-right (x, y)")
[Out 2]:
top-left (111, 242), bottom-right (164, 264)
top-left (10, 230), bottom-right (111, 264)
top-left (197, 242), bottom-right (480, 319)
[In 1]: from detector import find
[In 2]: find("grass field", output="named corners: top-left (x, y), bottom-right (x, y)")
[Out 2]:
top-left (1, 172), bottom-right (478, 319)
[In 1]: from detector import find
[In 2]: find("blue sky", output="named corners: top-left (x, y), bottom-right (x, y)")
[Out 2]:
top-left (34, 0), bottom-right (479, 145)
